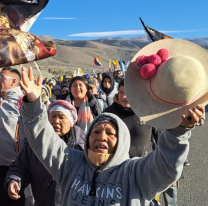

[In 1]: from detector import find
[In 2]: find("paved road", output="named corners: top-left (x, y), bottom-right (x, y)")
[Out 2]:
top-left (160, 108), bottom-right (208, 206)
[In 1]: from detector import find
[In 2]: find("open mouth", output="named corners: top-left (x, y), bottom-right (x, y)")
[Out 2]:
top-left (95, 145), bottom-right (108, 153)
top-left (53, 126), bottom-right (60, 130)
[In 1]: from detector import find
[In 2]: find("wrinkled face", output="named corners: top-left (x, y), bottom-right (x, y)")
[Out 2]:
top-left (48, 111), bottom-right (72, 137)
top-left (89, 122), bottom-right (118, 154)
top-left (118, 86), bottom-right (130, 108)
top-left (0, 70), bottom-right (18, 92)
top-left (103, 77), bottom-right (111, 89)
top-left (70, 80), bottom-right (87, 99)
top-left (53, 89), bottom-right (61, 95)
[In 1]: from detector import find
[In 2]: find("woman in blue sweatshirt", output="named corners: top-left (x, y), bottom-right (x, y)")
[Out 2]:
top-left (17, 67), bottom-right (204, 206)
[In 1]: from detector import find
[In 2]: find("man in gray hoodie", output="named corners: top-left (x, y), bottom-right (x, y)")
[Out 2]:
top-left (17, 67), bottom-right (204, 206)
top-left (0, 67), bottom-right (26, 205)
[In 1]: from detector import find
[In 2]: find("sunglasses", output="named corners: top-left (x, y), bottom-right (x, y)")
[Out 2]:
top-left (62, 90), bottom-right (69, 94)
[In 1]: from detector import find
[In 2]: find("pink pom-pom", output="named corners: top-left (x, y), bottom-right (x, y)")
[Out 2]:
top-left (140, 64), bottom-right (157, 79)
top-left (157, 48), bottom-right (169, 61)
top-left (134, 55), bottom-right (148, 69)
top-left (148, 54), bottom-right (161, 67)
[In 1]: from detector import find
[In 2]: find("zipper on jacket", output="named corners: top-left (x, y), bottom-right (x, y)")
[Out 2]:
top-left (47, 178), bottom-right (54, 187)
top-left (89, 167), bottom-right (100, 196)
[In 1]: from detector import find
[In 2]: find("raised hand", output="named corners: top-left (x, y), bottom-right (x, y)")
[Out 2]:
top-left (181, 105), bottom-right (205, 128)
top-left (20, 67), bottom-right (42, 103)
top-left (8, 182), bottom-right (21, 200)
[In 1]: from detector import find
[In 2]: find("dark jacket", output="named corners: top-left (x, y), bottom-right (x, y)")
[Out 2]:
top-left (94, 93), bottom-right (108, 111)
top-left (4, 125), bottom-right (85, 206)
top-left (104, 102), bottom-right (159, 157)
top-left (114, 75), bottom-right (124, 84)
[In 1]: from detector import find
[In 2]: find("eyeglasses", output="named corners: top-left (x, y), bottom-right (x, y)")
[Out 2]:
top-left (0, 74), bottom-right (16, 80)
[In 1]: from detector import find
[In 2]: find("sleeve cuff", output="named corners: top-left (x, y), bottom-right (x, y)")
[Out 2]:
top-left (22, 96), bottom-right (43, 114)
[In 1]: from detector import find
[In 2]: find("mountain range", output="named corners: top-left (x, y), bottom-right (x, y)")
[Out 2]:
top-left (34, 35), bottom-right (208, 75)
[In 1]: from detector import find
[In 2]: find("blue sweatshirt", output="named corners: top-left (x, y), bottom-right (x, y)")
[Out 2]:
top-left (21, 97), bottom-right (191, 206)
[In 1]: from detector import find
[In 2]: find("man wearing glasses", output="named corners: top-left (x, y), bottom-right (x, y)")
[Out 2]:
top-left (0, 67), bottom-right (26, 206)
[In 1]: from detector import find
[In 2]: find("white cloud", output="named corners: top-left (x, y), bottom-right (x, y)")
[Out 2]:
top-left (69, 30), bottom-right (144, 37)
top-left (41, 17), bottom-right (75, 20)
top-left (161, 30), bottom-right (199, 33)
top-left (69, 30), bottom-right (199, 37)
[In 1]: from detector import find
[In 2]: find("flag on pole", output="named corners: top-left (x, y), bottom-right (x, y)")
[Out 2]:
top-left (73, 68), bottom-right (84, 77)
top-left (139, 17), bottom-right (173, 43)
top-left (79, 68), bottom-right (85, 75)
top-left (119, 59), bottom-right (126, 72)
top-left (93, 57), bottom-right (102, 66)
top-left (73, 70), bottom-right (77, 77)
top-left (112, 60), bottom-right (117, 65)
top-left (116, 59), bottom-right (119, 66)
top-left (125, 60), bottom-right (130, 69)
top-left (116, 59), bottom-right (121, 71)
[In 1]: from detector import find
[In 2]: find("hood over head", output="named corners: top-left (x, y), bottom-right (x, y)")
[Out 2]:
top-left (52, 85), bottom-right (61, 91)
top-left (43, 84), bottom-right (52, 98)
top-left (101, 73), bottom-right (115, 94)
top-left (84, 113), bottom-right (130, 171)
top-left (42, 85), bottom-right (49, 96)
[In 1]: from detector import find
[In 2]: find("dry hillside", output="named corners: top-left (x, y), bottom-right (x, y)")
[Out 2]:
top-left (33, 36), bottom-right (149, 76)
top-left (15, 36), bottom-right (208, 78)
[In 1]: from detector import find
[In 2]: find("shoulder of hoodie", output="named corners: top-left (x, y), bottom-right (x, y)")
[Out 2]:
top-left (0, 88), bottom-right (23, 113)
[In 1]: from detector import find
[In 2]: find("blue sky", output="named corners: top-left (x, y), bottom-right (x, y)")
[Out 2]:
top-left (30, 0), bottom-right (208, 40)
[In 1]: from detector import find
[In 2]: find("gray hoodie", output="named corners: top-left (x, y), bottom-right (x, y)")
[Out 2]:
top-left (21, 97), bottom-right (191, 206)
top-left (0, 86), bottom-right (25, 166)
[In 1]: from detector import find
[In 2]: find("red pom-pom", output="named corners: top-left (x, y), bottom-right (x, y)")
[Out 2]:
top-left (148, 54), bottom-right (161, 67)
top-left (140, 64), bottom-right (157, 79)
top-left (134, 55), bottom-right (148, 69)
top-left (157, 48), bottom-right (169, 61)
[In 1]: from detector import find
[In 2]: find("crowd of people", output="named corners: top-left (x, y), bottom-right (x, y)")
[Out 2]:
top-left (0, 39), bottom-right (206, 206)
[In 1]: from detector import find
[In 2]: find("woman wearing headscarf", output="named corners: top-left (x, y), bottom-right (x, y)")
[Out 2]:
top-left (15, 67), bottom-right (204, 206)
top-left (101, 73), bottom-right (118, 106)
top-left (5, 100), bottom-right (85, 206)
top-left (56, 76), bottom-right (102, 133)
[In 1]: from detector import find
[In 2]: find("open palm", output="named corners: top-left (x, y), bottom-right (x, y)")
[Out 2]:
top-left (20, 67), bottom-right (42, 103)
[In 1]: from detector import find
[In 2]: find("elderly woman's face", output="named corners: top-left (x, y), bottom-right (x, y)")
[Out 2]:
top-left (48, 111), bottom-right (72, 137)
top-left (70, 80), bottom-right (87, 100)
top-left (89, 122), bottom-right (118, 154)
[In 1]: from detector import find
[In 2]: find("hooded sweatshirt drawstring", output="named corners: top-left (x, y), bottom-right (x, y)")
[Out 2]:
top-left (89, 167), bottom-right (100, 196)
